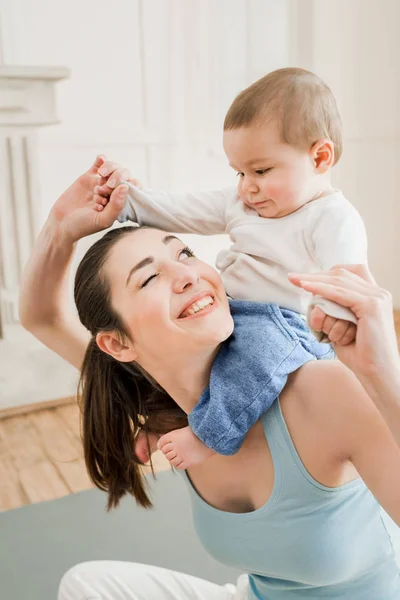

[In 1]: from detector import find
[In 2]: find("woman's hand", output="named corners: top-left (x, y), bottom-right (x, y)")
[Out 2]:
top-left (289, 265), bottom-right (400, 383)
top-left (93, 159), bottom-right (143, 199)
top-left (49, 155), bottom-right (129, 243)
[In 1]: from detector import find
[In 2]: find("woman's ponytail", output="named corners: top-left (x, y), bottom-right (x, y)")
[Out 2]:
top-left (74, 227), bottom-right (187, 510)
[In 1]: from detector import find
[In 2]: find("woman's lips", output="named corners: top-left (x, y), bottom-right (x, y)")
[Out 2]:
top-left (178, 297), bottom-right (218, 320)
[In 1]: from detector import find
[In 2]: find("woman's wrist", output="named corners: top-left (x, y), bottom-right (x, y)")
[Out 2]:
top-left (46, 211), bottom-right (78, 248)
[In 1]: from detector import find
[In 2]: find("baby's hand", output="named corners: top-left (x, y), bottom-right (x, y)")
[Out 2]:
top-left (94, 159), bottom-right (143, 202)
top-left (309, 307), bottom-right (357, 346)
top-left (157, 426), bottom-right (215, 470)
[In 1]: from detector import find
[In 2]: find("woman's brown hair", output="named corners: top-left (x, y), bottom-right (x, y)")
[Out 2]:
top-left (74, 226), bottom-right (187, 510)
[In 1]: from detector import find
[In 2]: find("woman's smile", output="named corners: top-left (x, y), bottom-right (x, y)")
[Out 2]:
top-left (178, 293), bottom-right (216, 319)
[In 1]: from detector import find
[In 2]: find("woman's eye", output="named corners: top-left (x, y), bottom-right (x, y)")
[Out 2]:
top-left (140, 273), bottom-right (158, 288)
top-left (180, 247), bottom-right (195, 259)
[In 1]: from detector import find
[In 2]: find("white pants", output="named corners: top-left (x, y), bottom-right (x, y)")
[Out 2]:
top-left (58, 561), bottom-right (249, 600)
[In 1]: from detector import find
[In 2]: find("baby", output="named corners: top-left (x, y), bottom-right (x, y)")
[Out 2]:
top-left (98, 68), bottom-right (368, 468)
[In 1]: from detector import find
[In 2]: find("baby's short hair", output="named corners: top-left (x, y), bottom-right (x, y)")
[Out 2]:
top-left (224, 67), bottom-right (342, 165)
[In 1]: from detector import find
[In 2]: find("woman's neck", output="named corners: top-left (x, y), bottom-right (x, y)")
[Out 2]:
top-left (142, 345), bottom-right (220, 415)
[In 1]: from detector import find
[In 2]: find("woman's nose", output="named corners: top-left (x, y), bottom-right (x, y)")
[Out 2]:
top-left (170, 263), bottom-right (199, 293)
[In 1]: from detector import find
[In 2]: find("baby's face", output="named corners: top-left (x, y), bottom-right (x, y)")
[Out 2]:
top-left (223, 122), bottom-right (320, 218)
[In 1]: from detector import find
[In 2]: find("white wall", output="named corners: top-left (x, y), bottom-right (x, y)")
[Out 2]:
top-left (0, 0), bottom-right (294, 407)
top-left (1, 0), bottom-right (292, 272)
top-left (291, 0), bottom-right (400, 304)
top-left (1, 0), bottom-right (398, 298)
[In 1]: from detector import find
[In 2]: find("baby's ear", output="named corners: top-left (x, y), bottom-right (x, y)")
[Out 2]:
top-left (311, 138), bottom-right (335, 173)
top-left (96, 331), bottom-right (137, 363)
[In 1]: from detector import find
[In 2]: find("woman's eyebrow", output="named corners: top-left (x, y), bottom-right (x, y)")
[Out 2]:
top-left (126, 257), bottom-right (153, 286)
top-left (163, 235), bottom-right (179, 244)
top-left (125, 236), bottom-right (181, 286)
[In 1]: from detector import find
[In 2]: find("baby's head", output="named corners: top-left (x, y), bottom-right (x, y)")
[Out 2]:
top-left (223, 68), bottom-right (342, 218)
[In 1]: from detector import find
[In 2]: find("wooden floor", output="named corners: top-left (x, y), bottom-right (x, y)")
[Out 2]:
top-left (0, 401), bottom-right (169, 512)
top-left (1, 313), bottom-right (400, 512)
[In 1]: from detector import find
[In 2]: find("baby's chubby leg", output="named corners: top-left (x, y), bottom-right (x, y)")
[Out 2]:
top-left (158, 426), bottom-right (215, 470)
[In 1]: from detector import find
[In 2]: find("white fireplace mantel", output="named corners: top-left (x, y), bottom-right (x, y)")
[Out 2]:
top-left (0, 64), bottom-right (80, 409)
top-left (0, 65), bottom-right (69, 335)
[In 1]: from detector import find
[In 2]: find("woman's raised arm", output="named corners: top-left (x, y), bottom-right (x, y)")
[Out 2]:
top-left (289, 265), bottom-right (400, 446)
top-left (19, 155), bottom-right (128, 370)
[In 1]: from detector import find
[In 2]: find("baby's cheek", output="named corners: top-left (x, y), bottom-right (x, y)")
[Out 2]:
top-left (236, 182), bottom-right (245, 201)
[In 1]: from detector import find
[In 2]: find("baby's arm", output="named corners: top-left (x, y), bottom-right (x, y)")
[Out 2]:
top-left (119, 182), bottom-right (233, 235)
top-left (307, 201), bottom-right (368, 343)
top-left (157, 426), bottom-right (215, 470)
top-left (94, 159), bottom-right (234, 235)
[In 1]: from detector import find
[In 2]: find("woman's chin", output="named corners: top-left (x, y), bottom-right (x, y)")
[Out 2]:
top-left (203, 313), bottom-right (234, 344)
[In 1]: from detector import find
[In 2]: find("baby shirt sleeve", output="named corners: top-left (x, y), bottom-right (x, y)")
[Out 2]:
top-left (308, 199), bottom-right (368, 270)
top-left (306, 199), bottom-right (368, 334)
top-left (188, 301), bottom-right (328, 455)
top-left (117, 182), bottom-right (234, 234)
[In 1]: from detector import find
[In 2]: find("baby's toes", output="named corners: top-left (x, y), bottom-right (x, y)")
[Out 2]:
top-left (164, 448), bottom-right (177, 461)
top-left (169, 455), bottom-right (184, 468)
top-left (175, 459), bottom-right (188, 471)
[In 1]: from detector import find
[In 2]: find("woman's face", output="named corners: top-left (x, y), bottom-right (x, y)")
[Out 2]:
top-left (104, 228), bottom-right (234, 366)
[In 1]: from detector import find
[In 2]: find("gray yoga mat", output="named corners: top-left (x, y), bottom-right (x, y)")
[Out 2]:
top-left (0, 471), bottom-right (239, 600)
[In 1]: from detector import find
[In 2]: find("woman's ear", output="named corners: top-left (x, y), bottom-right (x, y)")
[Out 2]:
top-left (96, 331), bottom-right (137, 363)
top-left (310, 138), bottom-right (335, 173)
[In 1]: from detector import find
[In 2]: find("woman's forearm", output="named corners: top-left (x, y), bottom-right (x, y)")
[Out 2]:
top-left (19, 216), bottom-right (90, 370)
top-left (19, 217), bottom-right (76, 328)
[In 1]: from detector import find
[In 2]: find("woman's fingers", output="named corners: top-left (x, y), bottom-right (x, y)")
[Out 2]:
top-left (96, 169), bottom-right (133, 196)
top-left (95, 185), bottom-right (128, 223)
top-left (89, 154), bottom-right (107, 175)
top-left (97, 160), bottom-right (121, 178)
top-left (330, 263), bottom-right (376, 285)
top-left (299, 280), bottom-right (365, 308)
top-left (289, 265), bottom-right (376, 294)
top-left (299, 280), bottom-right (393, 324)
top-left (292, 273), bottom-right (380, 304)
top-left (290, 271), bottom-right (373, 296)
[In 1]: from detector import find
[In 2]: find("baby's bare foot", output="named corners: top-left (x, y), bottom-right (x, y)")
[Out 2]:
top-left (157, 426), bottom-right (215, 470)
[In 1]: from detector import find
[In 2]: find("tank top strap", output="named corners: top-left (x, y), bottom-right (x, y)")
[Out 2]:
top-left (261, 399), bottom-right (363, 499)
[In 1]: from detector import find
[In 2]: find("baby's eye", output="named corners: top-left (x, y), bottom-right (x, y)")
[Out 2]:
top-left (236, 172), bottom-right (245, 178)
top-left (255, 168), bottom-right (271, 175)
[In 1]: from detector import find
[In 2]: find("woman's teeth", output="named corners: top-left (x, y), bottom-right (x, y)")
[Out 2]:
top-left (181, 295), bottom-right (214, 317)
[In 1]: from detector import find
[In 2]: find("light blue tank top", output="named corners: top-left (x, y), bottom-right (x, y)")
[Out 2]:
top-left (183, 400), bottom-right (400, 599)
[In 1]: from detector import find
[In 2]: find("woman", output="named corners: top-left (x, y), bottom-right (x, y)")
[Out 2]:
top-left (20, 157), bottom-right (400, 599)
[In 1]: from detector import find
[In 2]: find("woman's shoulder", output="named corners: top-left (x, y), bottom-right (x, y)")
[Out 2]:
top-left (280, 360), bottom-right (374, 467)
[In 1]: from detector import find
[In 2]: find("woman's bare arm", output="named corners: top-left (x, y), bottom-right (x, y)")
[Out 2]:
top-left (289, 265), bottom-right (400, 447)
top-left (19, 221), bottom-right (89, 369)
top-left (19, 155), bottom-right (129, 370)
top-left (296, 360), bottom-right (400, 527)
